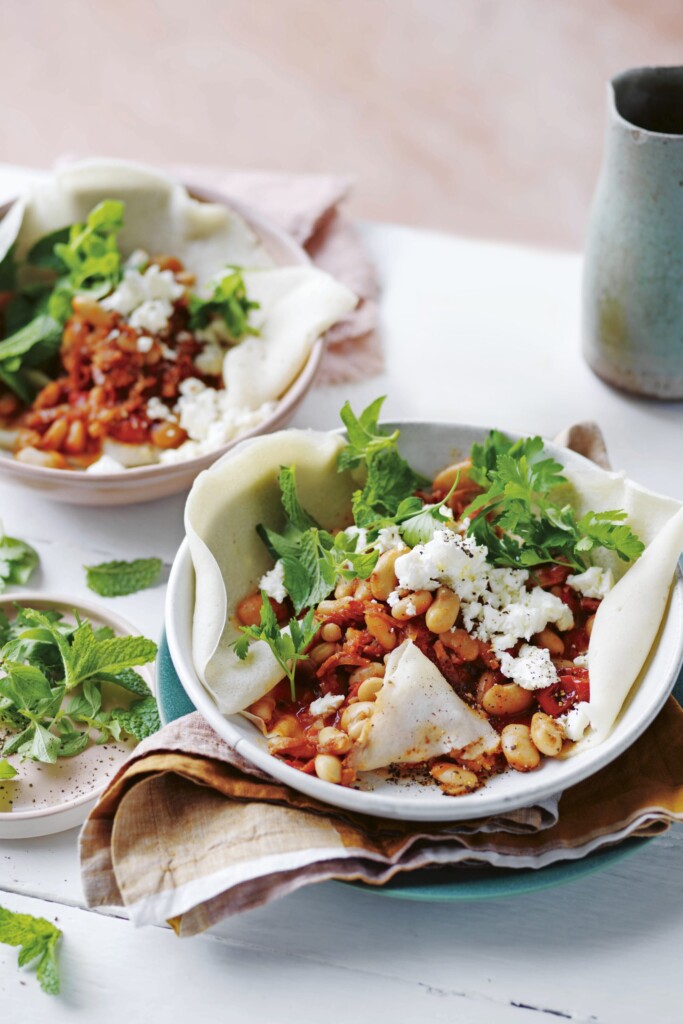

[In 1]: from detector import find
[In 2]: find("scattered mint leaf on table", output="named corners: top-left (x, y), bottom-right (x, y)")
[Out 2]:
top-left (84, 557), bottom-right (162, 597)
top-left (0, 905), bottom-right (62, 994)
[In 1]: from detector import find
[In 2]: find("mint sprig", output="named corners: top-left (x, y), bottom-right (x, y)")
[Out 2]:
top-left (0, 524), bottom-right (39, 593)
top-left (234, 593), bottom-right (317, 700)
top-left (0, 905), bottom-right (62, 994)
top-left (0, 606), bottom-right (159, 765)
top-left (257, 466), bottom-right (378, 614)
top-left (188, 267), bottom-right (259, 340)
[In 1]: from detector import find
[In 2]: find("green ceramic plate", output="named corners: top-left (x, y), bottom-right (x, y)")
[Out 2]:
top-left (156, 630), bottom-right (676, 902)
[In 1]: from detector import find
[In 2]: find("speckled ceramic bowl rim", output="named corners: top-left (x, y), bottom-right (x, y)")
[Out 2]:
top-left (0, 591), bottom-right (155, 823)
top-left (0, 184), bottom-right (322, 491)
top-left (166, 420), bottom-right (683, 822)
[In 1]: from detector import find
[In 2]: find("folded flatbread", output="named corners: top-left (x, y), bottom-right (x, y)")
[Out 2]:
top-left (348, 640), bottom-right (500, 771)
top-left (185, 429), bottom-right (683, 750)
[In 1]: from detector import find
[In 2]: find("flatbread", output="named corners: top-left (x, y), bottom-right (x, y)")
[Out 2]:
top-left (348, 640), bottom-right (500, 771)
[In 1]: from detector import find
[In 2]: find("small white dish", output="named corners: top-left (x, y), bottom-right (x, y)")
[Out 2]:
top-left (0, 186), bottom-right (320, 507)
top-left (0, 592), bottom-right (155, 838)
top-left (166, 422), bottom-right (683, 822)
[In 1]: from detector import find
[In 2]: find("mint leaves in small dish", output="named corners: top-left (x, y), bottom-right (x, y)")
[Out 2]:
top-left (0, 603), bottom-right (159, 770)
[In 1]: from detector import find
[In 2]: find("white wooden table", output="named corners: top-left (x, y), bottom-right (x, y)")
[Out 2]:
top-left (0, 166), bottom-right (681, 1024)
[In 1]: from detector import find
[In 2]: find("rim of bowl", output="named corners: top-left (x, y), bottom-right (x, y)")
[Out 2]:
top-left (0, 185), bottom-right (324, 488)
top-left (0, 590), bottom-right (155, 821)
top-left (164, 420), bottom-right (683, 821)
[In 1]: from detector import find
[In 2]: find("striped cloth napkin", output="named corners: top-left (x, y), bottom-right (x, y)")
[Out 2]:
top-left (79, 424), bottom-right (683, 935)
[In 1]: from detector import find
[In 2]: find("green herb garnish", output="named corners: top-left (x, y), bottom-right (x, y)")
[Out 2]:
top-left (465, 431), bottom-right (644, 570)
top-left (0, 905), bottom-right (62, 994)
top-left (257, 466), bottom-right (378, 614)
top-left (188, 267), bottom-right (260, 340)
top-left (337, 397), bottom-right (429, 529)
top-left (234, 593), bottom-right (318, 700)
top-left (84, 557), bottom-right (162, 597)
top-left (0, 607), bottom-right (159, 765)
top-left (0, 757), bottom-right (17, 779)
top-left (0, 523), bottom-right (39, 593)
top-left (48, 199), bottom-right (124, 314)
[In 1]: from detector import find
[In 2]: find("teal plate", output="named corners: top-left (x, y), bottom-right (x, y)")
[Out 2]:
top-left (157, 630), bottom-right (682, 902)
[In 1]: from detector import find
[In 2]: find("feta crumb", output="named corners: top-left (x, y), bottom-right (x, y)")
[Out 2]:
top-left (387, 590), bottom-right (402, 608)
top-left (309, 694), bottom-right (345, 718)
top-left (125, 248), bottom-right (149, 270)
top-left (86, 454), bottom-right (125, 474)
top-left (146, 396), bottom-right (175, 422)
top-left (375, 525), bottom-right (405, 553)
top-left (196, 318), bottom-right (233, 346)
top-left (194, 342), bottom-right (225, 377)
top-left (160, 342), bottom-right (178, 361)
top-left (344, 525), bottom-right (368, 551)
top-left (259, 560), bottom-right (287, 603)
top-left (498, 644), bottom-right (559, 690)
top-left (559, 701), bottom-right (591, 742)
top-left (573, 654), bottom-right (589, 669)
top-left (137, 335), bottom-right (154, 354)
top-left (567, 566), bottom-right (614, 600)
top-left (405, 600), bottom-right (417, 616)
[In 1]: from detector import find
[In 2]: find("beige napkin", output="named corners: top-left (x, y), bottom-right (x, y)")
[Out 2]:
top-left (176, 167), bottom-right (382, 385)
top-left (79, 423), bottom-right (683, 934)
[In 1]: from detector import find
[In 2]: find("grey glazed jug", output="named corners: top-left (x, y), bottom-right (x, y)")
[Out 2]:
top-left (583, 66), bottom-right (683, 398)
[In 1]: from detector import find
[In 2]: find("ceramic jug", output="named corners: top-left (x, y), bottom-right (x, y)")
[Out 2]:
top-left (583, 66), bottom-right (683, 398)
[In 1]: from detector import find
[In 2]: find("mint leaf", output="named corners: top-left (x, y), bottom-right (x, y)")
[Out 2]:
top-left (0, 315), bottom-right (62, 401)
top-left (0, 758), bottom-right (17, 779)
top-left (0, 905), bottom-right (62, 994)
top-left (0, 532), bottom-right (40, 592)
top-left (93, 667), bottom-right (152, 698)
top-left (52, 199), bottom-right (124, 292)
top-left (188, 267), bottom-right (259, 339)
top-left (68, 623), bottom-right (157, 687)
top-left (278, 466), bottom-right (319, 532)
top-left (234, 596), bottom-right (317, 700)
top-left (111, 694), bottom-right (160, 741)
top-left (27, 226), bottom-right (71, 271)
top-left (29, 723), bottom-right (60, 764)
top-left (84, 557), bottom-right (162, 597)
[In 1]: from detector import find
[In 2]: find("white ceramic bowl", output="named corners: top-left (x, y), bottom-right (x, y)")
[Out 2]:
top-left (0, 592), bottom-right (155, 838)
top-left (0, 187), bottom-right (320, 506)
top-left (166, 422), bottom-right (683, 822)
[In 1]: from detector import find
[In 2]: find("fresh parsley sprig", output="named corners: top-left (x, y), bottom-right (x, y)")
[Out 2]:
top-left (233, 593), bottom-right (317, 700)
top-left (0, 905), bottom-right (62, 994)
top-left (465, 431), bottom-right (644, 570)
top-left (257, 466), bottom-right (378, 614)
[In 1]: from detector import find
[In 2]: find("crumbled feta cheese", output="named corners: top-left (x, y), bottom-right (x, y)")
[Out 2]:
top-left (136, 335), bottom-right (154, 354)
top-left (103, 264), bottom-right (184, 334)
top-left (146, 396), bottom-right (175, 422)
top-left (559, 701), bottom-right (591, 741)
top-left (404, 599), bottom-right (417, 617)
top-left (194, 342), bottom-right (225, 377)
top-left (393, 527), bottom-right (574, 660)
top-left (387, 590), bottom-right (401, 608)
top-left (160, 342), bottom-right (178, 361)
top-left (498, 644), bottom-right (559, 690)
top-left (309, 694), bottom-right (345, 718)
top-left (567, 566), bottom-right (614, 599)
top-left (375, 525), bottom-right (405, 553)
top-left (157, 378), bottom-right (277, 462)
top-left (259, 560), bottom-right (287, 603)
top-left (573, 654), bottom-right (589, 668)
top-left (125, 248), bottom-right (149, 270)
top-left (85, 454), bottom-right (125, 474)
